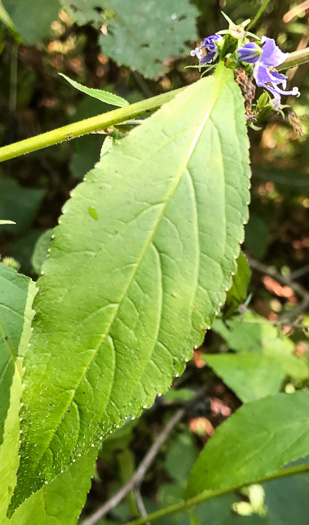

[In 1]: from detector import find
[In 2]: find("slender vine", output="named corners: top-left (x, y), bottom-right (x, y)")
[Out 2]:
top-left (125, 463), bottom-right (309, 525)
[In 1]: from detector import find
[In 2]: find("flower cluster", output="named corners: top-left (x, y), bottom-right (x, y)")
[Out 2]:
top-left (190, 34), bottom-right (222, 65)
top-left (190, 26), bottom-right (300, 109)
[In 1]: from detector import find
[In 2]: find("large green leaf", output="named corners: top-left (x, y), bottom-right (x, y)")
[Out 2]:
top-left (10, 64), bottom-right (250, 513)
top-left (99, 0), bottom-right (199, 77)
top-left (60, 0), bottom-right (104, 26)
top-left (0, 0), bottom-right (20, 39)
top-left (3, 0), bottom-right (59, 43)
top-left (186, 392), bottom-right (309, 498)
top-left (61, 0), bottom-right (198, 78)
top-left (0, 264), bottom-right (98, 524)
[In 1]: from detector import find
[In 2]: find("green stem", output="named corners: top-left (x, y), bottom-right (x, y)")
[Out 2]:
top-left (0, 88), bottom-right (184, 163)
top-left (278, 47), bottom-right (309, 70)
top-left (247, 0), bottom-right (271, 30)
top-left (125, 463), bottom-right (309, 525)
top-left (0, 47), bottom-right (308, 164)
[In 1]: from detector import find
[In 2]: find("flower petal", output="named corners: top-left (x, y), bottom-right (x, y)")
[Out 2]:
top-left (260, 36), bottom-right (288, 67)
top-left (200, 51), bottom-right (216, 64)
top-left (236, 42), bottom-right (262, 63)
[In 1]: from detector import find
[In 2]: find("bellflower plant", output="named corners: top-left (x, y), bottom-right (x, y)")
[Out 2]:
top-left (190, 18), bottom-right (300, 123)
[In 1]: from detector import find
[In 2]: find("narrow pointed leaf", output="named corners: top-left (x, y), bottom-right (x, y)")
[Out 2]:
top-left (10, 64), bottom-right (250, 513)
top-left (0, 264), bottom-right (98, 524)
top-left (0, 220), bottom-right (15, 225)
top-left (224, 251), bottom-right (250, 316)
top-left (186, 392), bottom-right (309, 498)
top-left (0, 264), bottom-right (36, 516)
top-left (60, 74), bottom-right (129, 107)
top-left (0, 264), bottom-right (34, 446)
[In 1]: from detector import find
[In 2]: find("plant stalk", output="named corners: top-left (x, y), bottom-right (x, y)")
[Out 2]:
top-left (125, 463), bottom-right (309, 525)
top-left (0, 47), bottom-right (308, 163)
top-left (0, 88), bottom-right (184, 163)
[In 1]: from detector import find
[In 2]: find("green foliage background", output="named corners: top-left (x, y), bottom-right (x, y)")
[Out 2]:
top-left (0, 0), bottom-right (309, 524)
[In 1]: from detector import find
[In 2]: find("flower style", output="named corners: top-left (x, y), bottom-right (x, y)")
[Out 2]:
top-left (190, 34), bottom-right (223, 64)
top-left (237, 37), bottom-right (300, 104)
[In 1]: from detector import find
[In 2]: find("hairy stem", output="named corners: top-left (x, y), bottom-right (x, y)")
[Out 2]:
top-left (0, 47), bottom-right (308, 163)
top-left (0, 88), bottom-right (184, 163)
top-left (278, 47), bottom-right (309, 70)
top-left (125, 463), bottom-right (309, 525)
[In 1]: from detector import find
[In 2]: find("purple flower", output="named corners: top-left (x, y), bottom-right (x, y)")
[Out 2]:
top-left (238, 36), bottom-right (300, 104)
top-left (190, 34), bottom-right (223, 65)
top-left (254, 62), bottom-right (300, 103)
top-left (236, 42), bottom-right (262, 63)
top-left (259, 36), bottom-right (288, 67)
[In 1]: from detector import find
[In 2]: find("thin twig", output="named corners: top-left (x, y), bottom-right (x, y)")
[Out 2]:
top-left (135, 488), bottom-right (151, 525)
top-left (283, 1), bottom-right (309, 23)
top-left (82, 408), bottom-right (185, 525)
top-left (232, 317), bottom-right (309, 330)
top-left (132, 71), bottom-right (154, 98)
top-left (247, 256), bottom-right (309, 321)
top-left (290, 264), bottom-right (309, 280)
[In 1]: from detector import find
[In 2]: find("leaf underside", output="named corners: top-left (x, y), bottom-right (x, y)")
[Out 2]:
top-left (10, 64), bottom-right (250, 513)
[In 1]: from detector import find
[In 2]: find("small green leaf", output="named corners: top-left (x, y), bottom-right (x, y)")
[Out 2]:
top-left (225, 252), bottom-right (251, 316)
top-left (32, 229), bottom-right (53, 275)
top-left (164, 388), bottom-right (195, 403)
top-left (245, 213), bottom-right (269, 259)
top-left (205, 353), bottom-right (284, 402)
top-left (0, 174), bottom-right (45, 234)
top-left (88, 206), bottom-right (98, 220)
top-left (186, 392), bottom-right (309, 498)
top-left (165, 431), bottom-right (197, 485)
top-left (60, 73), bottom-right (129, 107)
